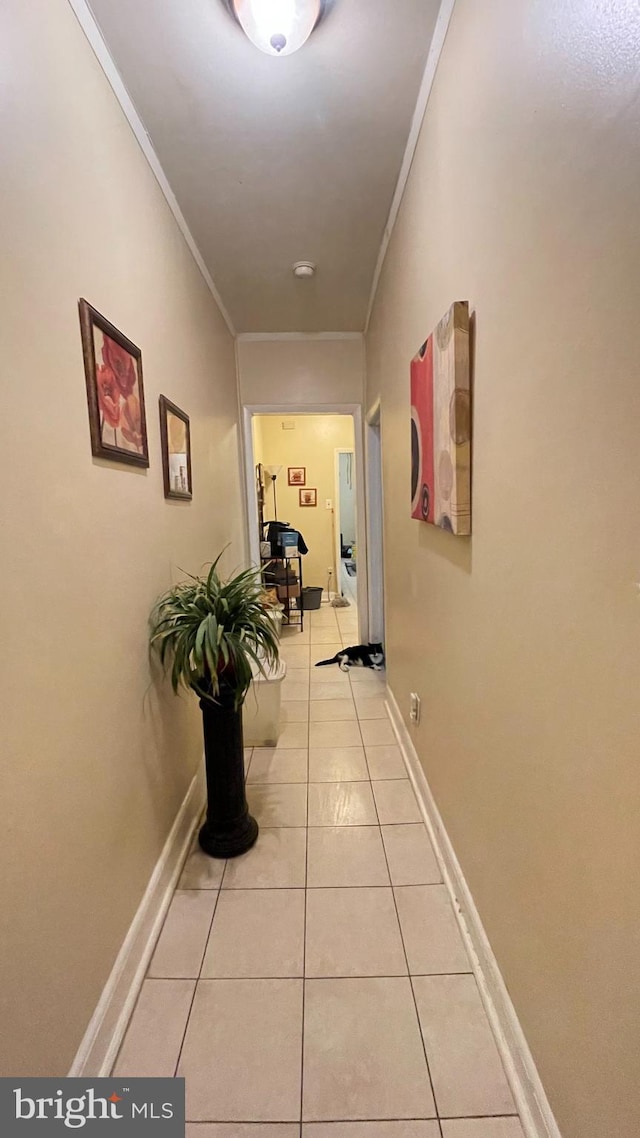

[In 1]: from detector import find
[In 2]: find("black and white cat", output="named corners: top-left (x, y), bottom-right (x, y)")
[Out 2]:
top-left (315, 643), bottom-right (385, 672)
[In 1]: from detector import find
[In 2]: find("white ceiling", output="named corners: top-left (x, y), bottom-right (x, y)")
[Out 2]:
top-left (87, 0), bottom-right (442, 333)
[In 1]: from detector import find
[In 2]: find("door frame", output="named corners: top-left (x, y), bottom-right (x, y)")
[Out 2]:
top-left (242, 403), bottom-right (369, 642)
top-left (334, 446), bottom-right (356, 599)
top-left (365, 399), bottom-right (385, 645)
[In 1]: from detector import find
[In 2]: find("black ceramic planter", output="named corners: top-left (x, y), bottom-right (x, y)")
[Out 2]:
top-left (198, 686), bottom-right (258, 858)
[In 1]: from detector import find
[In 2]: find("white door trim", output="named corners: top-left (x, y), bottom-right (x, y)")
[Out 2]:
top-left (242, 404), bottom-right (368, 642)
top-left (334, 447), bottom-right (356, 603)
top-left (365, 400), bottom-right (385, 645)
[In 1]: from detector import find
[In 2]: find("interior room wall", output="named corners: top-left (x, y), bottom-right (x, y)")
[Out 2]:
top-left (238, 337), bottom-right (365, 406)
top-left (365, 2), bottom-right (640, 1137)
top-left (253, 414), bottom-right (355, 594)
top-left (0, 0), bottom-right (245, 1076)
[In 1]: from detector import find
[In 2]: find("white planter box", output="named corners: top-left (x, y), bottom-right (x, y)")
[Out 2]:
top-left (243, 655), bottom-right (287, 748)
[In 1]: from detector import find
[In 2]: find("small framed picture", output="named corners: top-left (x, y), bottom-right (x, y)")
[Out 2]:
top-left (78, 298), bottom-right (149, 467)
top-left (299, 487), bottom-right (317, 507)
top-left (159, 395), bottom-right (192, 500)
top-left (288, 467), bottom-right (306, 485)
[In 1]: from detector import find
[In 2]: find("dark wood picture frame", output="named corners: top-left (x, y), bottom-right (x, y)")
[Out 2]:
top-left (159, 395), bottom-right (192, 500)
top-left (78, 298), bottom-right (149, 467)
top-left (288, 467), bottom-right (306, 486)
top-left (299, 487), bottom-right (317, 507)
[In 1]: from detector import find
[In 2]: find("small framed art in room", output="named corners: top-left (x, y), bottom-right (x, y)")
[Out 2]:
top-left (288, 467), bottom-right (306, 485)
top-left (159, 395), bottom-right (192, 500)
top-left (299, 487), bottom-right (317, 507)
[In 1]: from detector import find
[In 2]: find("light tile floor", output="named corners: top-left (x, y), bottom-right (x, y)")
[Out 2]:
top-left (114, 605), bottom-right (524, 1138)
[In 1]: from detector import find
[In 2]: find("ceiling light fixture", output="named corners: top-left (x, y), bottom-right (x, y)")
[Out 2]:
top-left (293, 261), bottom-right (316, 278)
top-left (228, 0), bottom-right (324, 57)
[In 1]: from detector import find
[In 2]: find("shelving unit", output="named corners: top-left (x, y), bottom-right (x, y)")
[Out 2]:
top-left (261, 553), bottom-right (304, 632)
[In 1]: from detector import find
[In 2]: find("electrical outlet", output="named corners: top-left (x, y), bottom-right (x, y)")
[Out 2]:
top-left (409, 692), bottom-right (421, 724)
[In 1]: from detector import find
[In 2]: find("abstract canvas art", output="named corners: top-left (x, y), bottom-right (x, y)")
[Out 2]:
top-left (410, 300), bottom-right (471, 535)
top-left (79, 299), bottom-right (149, 467)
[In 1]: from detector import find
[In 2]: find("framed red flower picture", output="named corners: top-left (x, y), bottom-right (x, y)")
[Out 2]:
top-left (78, 298), bottom-right (149, 467)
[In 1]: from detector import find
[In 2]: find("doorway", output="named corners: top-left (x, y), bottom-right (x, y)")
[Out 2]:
top-left (242, 404), bottom-right (368, 642)
top-left (335, 448), bottom-right (357, 608)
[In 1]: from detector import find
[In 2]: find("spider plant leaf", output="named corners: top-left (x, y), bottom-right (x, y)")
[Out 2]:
top-left (150, 548), bottom-right (280, 707)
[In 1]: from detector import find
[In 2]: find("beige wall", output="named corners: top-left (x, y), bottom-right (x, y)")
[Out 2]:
top-left (0, 0), bottom-right (245, 1075)
top-left (253, 415), bottom-right (355, 592)
top-left (366, 2), bottom-right (640, 1137)
top-left (238, 337), bottom-right (364, 406)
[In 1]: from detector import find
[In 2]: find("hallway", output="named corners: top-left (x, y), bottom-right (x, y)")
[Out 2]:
top-left (4, 2), bottom-right (639, 1134)
top-left (113, 604), bottom-right (522, 1137)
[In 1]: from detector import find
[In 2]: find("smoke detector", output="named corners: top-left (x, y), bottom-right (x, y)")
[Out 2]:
top-left (293, 261), bottom-right (316, 278)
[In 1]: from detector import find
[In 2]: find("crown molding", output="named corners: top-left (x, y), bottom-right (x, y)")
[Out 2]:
top-left (66, 0), bottom-right (236, 337)
top-left (237, 331), bottom-right (363, 342)
top-left (364, 0), bottom-right (457, 334)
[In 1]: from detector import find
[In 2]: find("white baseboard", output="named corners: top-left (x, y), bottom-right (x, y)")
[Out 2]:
top-left (68, 762), bottom-right (206, 1077)
top-left (385, 687), bottom-right (562, 1138)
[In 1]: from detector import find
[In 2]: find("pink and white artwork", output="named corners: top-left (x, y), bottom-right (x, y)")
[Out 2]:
top-left (410, 300), bottom-right (471, 535)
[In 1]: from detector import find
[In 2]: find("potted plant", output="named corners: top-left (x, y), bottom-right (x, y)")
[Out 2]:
top-left (149, 552), bottom-right (280, 857)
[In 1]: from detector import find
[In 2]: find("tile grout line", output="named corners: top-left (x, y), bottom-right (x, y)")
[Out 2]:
top-left (183, 1119), bottom-right (519, 1128)
top-left (369, 750), bottom-right (443, 1131)
top-left (151, 971), bottom-right (475, 981)
top-left (161, 657), bottom-right (434, 1118)
top-left (172, 853), bottom-right (225, 1078)
top-left (169, 674), bottom-right (290, 1085)
top-left (194, 869), bottom-right (225, 979)
top-left (199, 885), bottom-right (452, 896)
top-left (183, 881), bottom-right (447, 892)
top-left (170, 791), bottom-right (231, 1080)
top-left (242, 821), bottom-right (429, 829)
top-left (170, 922), bottom-right (210, 1079)
top-left (248, 777), bottom-right (411, 786)
top-left (439, 1114), bottom-right (522, 1121)
top-left (114, 838), bottom-right (222, 1074)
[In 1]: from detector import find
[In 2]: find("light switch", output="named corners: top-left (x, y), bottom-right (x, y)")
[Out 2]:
top-left (325, 498), bottom-right (333, 510)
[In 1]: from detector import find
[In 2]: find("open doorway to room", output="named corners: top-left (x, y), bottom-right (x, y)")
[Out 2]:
top-left (335, 448), bottom-right (357, 608)
top-left (243, 407), bottom-right (368, 647)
